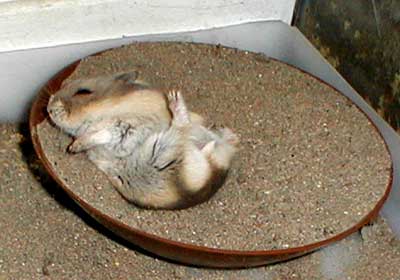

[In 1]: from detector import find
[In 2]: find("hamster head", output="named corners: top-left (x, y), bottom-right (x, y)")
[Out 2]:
top-left (47, 71), bottom-right (142, 135)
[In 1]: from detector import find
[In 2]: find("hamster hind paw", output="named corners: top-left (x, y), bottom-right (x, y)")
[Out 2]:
top-left (219, 127), bottom-right (239, 146)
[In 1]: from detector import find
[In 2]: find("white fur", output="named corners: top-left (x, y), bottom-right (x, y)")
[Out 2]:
top-left (181, 143), bottom-right (212, 193)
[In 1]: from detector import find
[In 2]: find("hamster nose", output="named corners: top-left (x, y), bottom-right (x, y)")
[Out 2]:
top-left (47, 96), bottom-right (61, 114)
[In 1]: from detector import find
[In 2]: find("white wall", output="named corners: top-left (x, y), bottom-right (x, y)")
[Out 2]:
top-left (0, 0), bottom-right (296, 53)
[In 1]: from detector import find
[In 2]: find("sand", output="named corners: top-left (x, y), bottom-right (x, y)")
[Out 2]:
top-left (35, 42), bottom-right (391, 251)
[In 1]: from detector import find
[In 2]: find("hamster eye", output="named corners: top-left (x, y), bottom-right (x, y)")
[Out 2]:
top-left (74, 88), bottom-right (93, 96)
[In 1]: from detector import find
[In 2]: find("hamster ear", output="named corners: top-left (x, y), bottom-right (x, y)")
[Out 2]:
top-left (114, 71), bottom-right (138, 83)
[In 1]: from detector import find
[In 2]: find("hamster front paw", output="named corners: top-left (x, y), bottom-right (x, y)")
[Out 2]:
top-left (67, 129), bottom-right (114, 153)
top-left (67, 139), bottom-right (83, 153)
top-left (167, 90), bottom-right (190, 126)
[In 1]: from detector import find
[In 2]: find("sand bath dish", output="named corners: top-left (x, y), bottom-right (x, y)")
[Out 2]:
top-left (31, 42), bottom-right (392, 266)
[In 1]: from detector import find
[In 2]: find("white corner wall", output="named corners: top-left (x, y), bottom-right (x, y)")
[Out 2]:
top-left (0, 0), bottom-right (296, 52)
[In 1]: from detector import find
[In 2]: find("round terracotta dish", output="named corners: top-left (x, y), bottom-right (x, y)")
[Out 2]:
top-left (29, 43), bottom-right (393, 268)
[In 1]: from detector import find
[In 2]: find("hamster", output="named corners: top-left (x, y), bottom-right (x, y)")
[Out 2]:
top-left (47, 71), bottom-right (239, 209)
